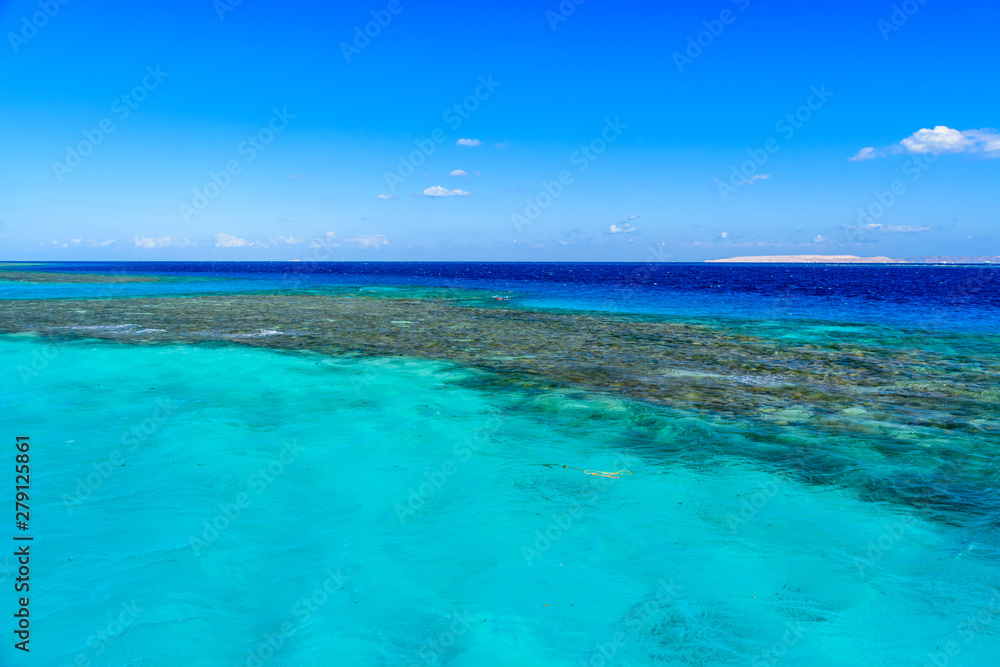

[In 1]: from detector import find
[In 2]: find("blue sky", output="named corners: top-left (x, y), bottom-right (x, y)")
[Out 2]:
top-left (1, 0), bottom-right (997, 261)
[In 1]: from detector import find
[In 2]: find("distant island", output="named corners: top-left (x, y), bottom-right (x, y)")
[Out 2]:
top-left (706, 255), bottom-right (899, 264)
top-left (706, 255), bottom-right (1000, 264)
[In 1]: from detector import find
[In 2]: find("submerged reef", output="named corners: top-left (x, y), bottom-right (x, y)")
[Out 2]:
top-left (2, 292), bottom-right (996, 426)
top-left (0, 268), bottom-right (162, 284)
top-left (3, 291), bottom-right (999, 519)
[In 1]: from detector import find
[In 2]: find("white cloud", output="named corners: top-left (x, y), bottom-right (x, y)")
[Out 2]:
top-left (964, 129), bottom-right (1000, 155)
top-left (423, 185), bottom-right (471, 197)
top-left (134, 236), bottom-right (178, 248)
top-left (306, 232), bottom-right (340, 249)
top-left (849, 147), bottom-right (877, 162)
top-left (882, 225), bottom-right (932, 233)
top-left (719, 232), bottom-right (729, 239)
top-left (901, 126), bottom-right (970, 154)
top-left (741, 174), bottom-right (770, 185)
top-left (449, 169), bottom-right (468, 177)
top-left (345, 234), bottom-right (389, 248)
top-left (609, 223), bottom-right (636, 234)
top-left (214, 233), bottom-right (254, 248)
top-left (851, 126), bottom-right (1000, 160)
top-left (628, 215), bottom-right (640, 220)
top-left (99, 239), bottom-right (115, 246)
top-left (375, 194), bottom-right (397, 200)
top-left (456, 138), bottom-right (482, 147)
top-left (859, 223), bottom-right (932, 233)
top-left (306, 232), bottom-right (385, 249)
top-left (69, 238), bottom-right (82, 246)
top-left (813, 234), bottom-right (828, 243)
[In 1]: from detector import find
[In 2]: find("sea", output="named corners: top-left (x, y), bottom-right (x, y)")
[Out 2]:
top-left (1, 261), bottom-right (998, 666)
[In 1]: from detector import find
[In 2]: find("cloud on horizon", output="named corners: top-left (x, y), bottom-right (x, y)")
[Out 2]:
top-left (214, 233), bottom-right (255, 248)
top-left (851, 126), bottom-right (1000, 160)
top-left (135, 236), bottom-right (186, 248)
top-left (345, 234), bottom-right (389, 248)
top-left (423, 185), bottom-right (471, 197)
top-left (608, 223), bottom-right (636, 234)
top-left (456, 138), bottom-right (481, 147)
top-left (858, 223), bottom-right (933, 233)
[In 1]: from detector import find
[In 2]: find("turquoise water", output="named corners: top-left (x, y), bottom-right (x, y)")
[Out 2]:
top-left (3, 335), bottom-right (999, 666)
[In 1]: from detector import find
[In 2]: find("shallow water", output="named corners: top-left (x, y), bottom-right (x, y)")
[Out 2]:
top-left (1, 263), bottom-right (998, 665)
top-left (2, 336), bottom-right (999, 666)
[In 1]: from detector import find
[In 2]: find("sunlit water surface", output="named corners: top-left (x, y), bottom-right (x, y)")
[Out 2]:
top-left (1, 263), bottom-right (998, 666)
